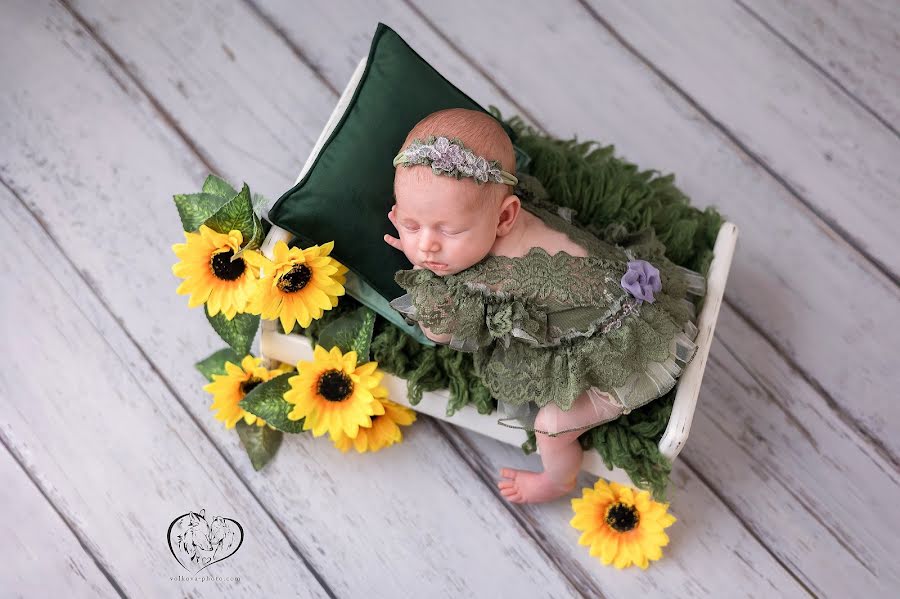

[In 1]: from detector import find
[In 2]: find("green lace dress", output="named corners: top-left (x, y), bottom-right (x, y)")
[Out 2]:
top-left (389, 198), bottom-right (705, 435)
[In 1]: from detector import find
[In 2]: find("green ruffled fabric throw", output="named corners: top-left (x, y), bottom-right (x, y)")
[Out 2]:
top-left (295, 111), bottom-right (722, 499)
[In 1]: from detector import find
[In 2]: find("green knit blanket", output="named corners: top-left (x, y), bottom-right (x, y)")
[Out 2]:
top-left (294, 113), bottom-right (722, 499)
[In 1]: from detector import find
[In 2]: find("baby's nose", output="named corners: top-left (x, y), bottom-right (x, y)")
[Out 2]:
top-left (418, 232), bottom-right (440, 252)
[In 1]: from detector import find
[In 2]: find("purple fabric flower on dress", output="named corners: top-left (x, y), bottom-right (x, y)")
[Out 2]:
top-left (620, 260), bottom-right (662, 303)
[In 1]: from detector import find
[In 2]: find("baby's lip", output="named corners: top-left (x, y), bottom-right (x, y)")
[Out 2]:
top-left (424, 261), bottom-right (447, 269)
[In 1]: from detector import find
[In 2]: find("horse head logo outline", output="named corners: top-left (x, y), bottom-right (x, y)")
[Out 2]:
top-left (167, 509), bottom-right (244, 573)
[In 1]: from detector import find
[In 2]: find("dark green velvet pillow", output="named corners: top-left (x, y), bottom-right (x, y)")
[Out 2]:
top-left (267, 23), bottom-right (512, 344)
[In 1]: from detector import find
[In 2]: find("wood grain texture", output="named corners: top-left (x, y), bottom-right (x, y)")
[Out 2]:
top-left (457, 429), bottom-right (810, 599)
top-left (686, 308), bottom-right (900, 596)
top-left (0, 183), bottom-right (331, 596)
top-left (740, 0), bottom-right (900, 132)
top-left (4, 0), bottom-right (897, 595)
top-left (0, 447), bottom-right (120, 598)
top-left (585, 0), bottom-right (900, 284)
top-left (0, 1), bottom-right (589, 595)
top-left (60, 0), bottom-right (346, 202)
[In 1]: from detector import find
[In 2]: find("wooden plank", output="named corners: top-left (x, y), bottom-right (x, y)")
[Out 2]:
top-left (686, 309), bottom-right (900, 596)
top-left (0, 447), bottom-right (119, 598)
top-left (739, 0), bottom-right (900, 132)
top-left (0, 1), bottom-right (587, 595)
top-left (0, 186), bottom-right (331, 596)
top-left (585, 0), bottom-right (900, 281)
top-left (386, 0), bottom-right (900, 459)
top-left (62, 0), bottom-right (342, 203)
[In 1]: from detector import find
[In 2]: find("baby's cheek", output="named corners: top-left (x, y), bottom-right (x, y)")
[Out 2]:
top-left (398, 234), bottom-right (416, 260)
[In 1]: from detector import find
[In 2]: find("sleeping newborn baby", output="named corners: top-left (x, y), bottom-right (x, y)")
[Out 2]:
top-left (383, 108), bottom-right (705, 504)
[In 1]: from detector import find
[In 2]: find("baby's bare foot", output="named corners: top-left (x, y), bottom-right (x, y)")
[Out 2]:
top-left (497, 468), bottom-right (577, 504)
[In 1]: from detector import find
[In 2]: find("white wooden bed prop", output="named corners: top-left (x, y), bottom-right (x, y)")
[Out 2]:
top-left (259, 58), bottom-right (739, 486)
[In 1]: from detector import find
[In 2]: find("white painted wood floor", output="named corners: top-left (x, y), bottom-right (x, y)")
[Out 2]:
top-left (2, 1), bottom-right (897, 597)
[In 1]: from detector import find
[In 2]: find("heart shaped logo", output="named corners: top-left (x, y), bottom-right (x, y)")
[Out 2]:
top-left (167, 509), bottom-right (244, 573)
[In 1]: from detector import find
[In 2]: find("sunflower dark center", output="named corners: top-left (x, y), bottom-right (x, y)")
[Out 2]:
top-left (241, 376), bottom-right (264, 396)
top-left (605, 502), bottom-right (639, 532)
top-left (317, 369), bottom-right (353, 402)
top-left (210, 250), bottom-right (246, 281)
top-left (277, 264), bottom-right (312, 293)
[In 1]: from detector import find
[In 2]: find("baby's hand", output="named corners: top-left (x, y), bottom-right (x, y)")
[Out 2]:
top-left (383, 205), bottom-right (403, 252)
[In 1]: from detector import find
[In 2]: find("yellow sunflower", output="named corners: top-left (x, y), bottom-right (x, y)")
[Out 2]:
top-left (331, 397), bottom-right (417, 453)
top-left (284, 345), bottom-right (386, 439)
top-left (171, 225), bottom-right (262, 320)
top-left (570, 479), bottom-right (676, 569)
top-left (244, 240), bottom-right (346, 333)
top-left (203, 355), bottom-right (292, 428)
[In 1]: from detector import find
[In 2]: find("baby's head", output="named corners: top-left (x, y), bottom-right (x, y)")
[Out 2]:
top-left (391, 108), bottom-right (520, 276)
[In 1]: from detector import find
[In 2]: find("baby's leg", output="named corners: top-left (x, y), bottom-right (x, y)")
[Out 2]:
top-left (498, 389), bottom-right (622, 504)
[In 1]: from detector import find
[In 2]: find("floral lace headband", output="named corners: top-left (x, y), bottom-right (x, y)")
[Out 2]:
top-left (392, 135), bottom-right (518, 186)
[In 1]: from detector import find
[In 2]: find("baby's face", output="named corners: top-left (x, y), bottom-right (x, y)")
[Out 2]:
top-left (392, 172), bottom-right (499, 276)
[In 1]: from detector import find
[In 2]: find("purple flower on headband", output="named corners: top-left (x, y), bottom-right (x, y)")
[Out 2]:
top-left (458, 152), bottom-right (475, 177)
top-left (620, 260), bottom-right (662, 303)
top-left (428, 136), bottom-right (465, 172)
top-left (432, 136), bottom-right (450, 154)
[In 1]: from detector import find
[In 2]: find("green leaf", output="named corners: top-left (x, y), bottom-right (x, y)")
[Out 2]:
top-left (316, 306), bottom-right (376, 361)
top-left (250, 193), bottom-right (271, 249)
top-left (202, 174), bottom-right (238, 199)
top-left (205, 310), bottom-right (259, 357)
top-left (173, 192), bottom-right (231, 232)
top-left (195, 347), bottom-right (243, 382)
top-left (239, 372), bottom-right (306, 434)
top-left (205, 183), bottom-right (262, 249)
top-left (252, 192), bottom-right (270, 213)
top-left (235, 420), bottom-right (283, 471)
top-left (233, 213), bottom-right (264, 257)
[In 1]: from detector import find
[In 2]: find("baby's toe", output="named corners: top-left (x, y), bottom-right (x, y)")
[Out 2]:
top-left (500, 468), bottom-right (517, 480)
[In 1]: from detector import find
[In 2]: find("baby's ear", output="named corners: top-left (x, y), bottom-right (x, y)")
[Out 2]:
top-left (496, 194), bottom-right (521, 235)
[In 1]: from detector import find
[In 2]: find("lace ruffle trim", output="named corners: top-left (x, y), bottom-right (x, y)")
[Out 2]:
top-left (494, 319), bottom-right (700, 435)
